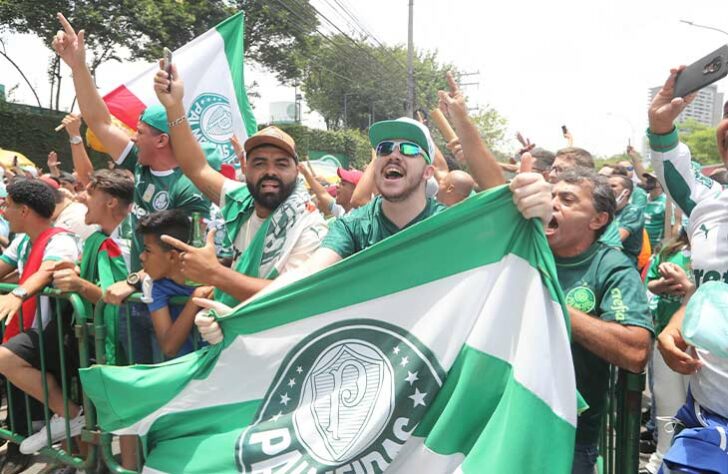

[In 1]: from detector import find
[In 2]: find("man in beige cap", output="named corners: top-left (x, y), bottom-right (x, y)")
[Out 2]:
top-left (153, 65), bottom-right (326, 307)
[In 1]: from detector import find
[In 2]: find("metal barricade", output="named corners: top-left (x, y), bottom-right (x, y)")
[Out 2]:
top-left (0, 282), bottom-right (98, 471)
top-left (94, 294), bottom-right (197, 474)
top-left (598, 367), bottom-right (646, 474)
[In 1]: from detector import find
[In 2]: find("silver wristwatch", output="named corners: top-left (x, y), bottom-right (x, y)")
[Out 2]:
top-left (10, 287), bottom-right (28, 300)
top-left (69, 135), bottom-right (83, 145)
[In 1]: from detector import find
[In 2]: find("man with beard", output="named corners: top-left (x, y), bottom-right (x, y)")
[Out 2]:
top-left (153, 65), bottom-right (327, 307)
top-left (546, 168), bottom-right (652, 474)
top-left (194, 75), bottom-right (554, 344)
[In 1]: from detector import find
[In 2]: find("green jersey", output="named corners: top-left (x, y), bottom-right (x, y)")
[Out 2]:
top-left (555, 242), bottom-right (652, 445)
top-left (630, 186), bottom-right (648, 207)
top-left (614, 203), bottom-right (644, 264)
top-left (117, 144), bottom-right (216, 271)
top-left (322, 196), bottom-right (446, 258)
top-left (599, 220), bottom-right (623, 249)
top-left (646, 248), bottom-right (691, 334)
top-left (643, 193), bottom-right (666, 249)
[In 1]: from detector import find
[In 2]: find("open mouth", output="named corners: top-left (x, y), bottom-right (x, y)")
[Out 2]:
top-left (545, 216), bottom-right (559, 236)
top-left (259, 179), bottom-right (281, 193)
top-left (383, 165), bottom-right (404, 181)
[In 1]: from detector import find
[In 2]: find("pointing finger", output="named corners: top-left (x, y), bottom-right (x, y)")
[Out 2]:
top-left (160, 234), bottom-right (195, 252)
top-left (56, 13), bottom-right (76, 37)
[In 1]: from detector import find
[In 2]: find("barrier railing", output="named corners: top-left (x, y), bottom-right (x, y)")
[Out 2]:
top-left (0, 283), bottom-right (98, 471)
top-left (598, 367), bottom-right (646, 474)
top-left (94, 293), bottom-right (196, 474)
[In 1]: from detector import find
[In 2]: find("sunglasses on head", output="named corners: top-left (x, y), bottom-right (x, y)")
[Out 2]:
top-left (375, 141), bottom-right (425, 159)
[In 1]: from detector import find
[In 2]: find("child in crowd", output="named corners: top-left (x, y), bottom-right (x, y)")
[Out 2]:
top-left (137, 210), bottom-right (211, 359)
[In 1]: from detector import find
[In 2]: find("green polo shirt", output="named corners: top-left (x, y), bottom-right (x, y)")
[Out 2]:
top-left (322, 196), bottom-right (446, 258)
top-left (615, 203), bottom-right (644, 264)
top-left (644, 193), bottom-right (667, 249)
top-left (117, 144), bottom-right (218, 271)
top-left (555, 242), bottom-right (652, 445)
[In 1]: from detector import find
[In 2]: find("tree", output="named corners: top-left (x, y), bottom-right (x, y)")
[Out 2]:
top-left (471, 106), bottom-right (509, 153)
top-left (300, 35), bottom-right (454, 130)
top-left (679, 118), bottom-right (722, 165)
top-left (0, 0), bottom-right (319, 108)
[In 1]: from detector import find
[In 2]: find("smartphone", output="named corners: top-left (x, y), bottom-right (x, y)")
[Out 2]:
top-left (673, 45), bottom-right (728, 98)
top-left (163, 47), bottom-right (173, 92)
top-left (561, 125), bottom-right (568, 136)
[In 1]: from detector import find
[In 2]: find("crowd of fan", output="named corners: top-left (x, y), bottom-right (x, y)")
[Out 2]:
top-left (0, 13), bottom-right (724, 474)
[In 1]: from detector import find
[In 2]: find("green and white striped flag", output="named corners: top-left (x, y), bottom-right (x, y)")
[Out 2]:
top-left (81, 186), bottom-right (577, 473)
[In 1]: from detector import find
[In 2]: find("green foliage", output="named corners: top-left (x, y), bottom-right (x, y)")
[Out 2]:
top-left (679, 118), bottom-right (721, 165)
top-left (273, 123), bottom-right (371, 169)
top-left (471, 106), bottom-right (509, 152)
top-left (0, 102), bottom-right (116, 171)
top-left (300, 35), bottom-right (453, 131)
top-left (0, 0), bottom-right (318, 87)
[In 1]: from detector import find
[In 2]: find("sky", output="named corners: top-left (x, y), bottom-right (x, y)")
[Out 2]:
top-left (2, 0), bottom-right (728, 158)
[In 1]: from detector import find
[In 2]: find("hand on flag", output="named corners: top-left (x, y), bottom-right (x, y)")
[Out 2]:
top-left (52, 13), bottom-right (86, 70)
top-left (161, 228), bottom-right (221, 286)
top-left (153, 63), bottom-right (185, 109)
top-left (510, 153), bottom-right (553, 225)
top-left (193, 298), bottom-right (232, 345)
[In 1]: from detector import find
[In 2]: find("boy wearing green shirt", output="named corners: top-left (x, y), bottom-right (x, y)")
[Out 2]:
top-left (545, 168), bottom-right (652, 474)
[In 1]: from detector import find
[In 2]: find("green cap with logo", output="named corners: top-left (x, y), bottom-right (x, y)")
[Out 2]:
top-left (369, 117), bottom-right (434, 164)
top-left (140, 104), bottom-right (169, 134)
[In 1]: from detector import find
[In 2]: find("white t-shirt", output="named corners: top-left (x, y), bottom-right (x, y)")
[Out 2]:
top-left (651, 137), bottom-right (728, 417)
top-left (55, 201), bottom-right (98, 242)
top-left (0, 232), bottom-right (80, 329)
top-left (220, 180), bottom-right (325, 275)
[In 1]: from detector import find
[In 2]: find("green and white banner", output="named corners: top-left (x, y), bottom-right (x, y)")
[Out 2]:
top-left (81, 186), bottom-right (577, 473)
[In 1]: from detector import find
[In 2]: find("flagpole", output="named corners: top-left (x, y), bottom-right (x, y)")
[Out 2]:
top-left (406, 0), bottom-right (415, 118)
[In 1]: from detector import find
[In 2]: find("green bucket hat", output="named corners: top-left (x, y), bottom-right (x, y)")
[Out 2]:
top-left (369, 117), bottom-right (434, 163)
top-left (140, 104), bottom-right (169, 134)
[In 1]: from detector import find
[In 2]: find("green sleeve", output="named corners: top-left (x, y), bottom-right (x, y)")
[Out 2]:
top-left (599, 259), bottom-right (653, 334)
top-left (645, 254), bottom-right (662, 283)
top-left (618, 206), bottom-right (644, 236)
top-left (321, 218), bottom-right (356, 259)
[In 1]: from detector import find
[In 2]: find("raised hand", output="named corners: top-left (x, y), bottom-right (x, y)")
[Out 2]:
top-left (160, 228), bottom-right (220, 286)
top-left (52, 13), bottom-right (86, 70)
top-left (62, 113), bottom-right (82, 137)
top-left (438, 71), bottom-right (469, 124)
top-left (648, 67), bottom-right (697, 135)
top-left (153, 62), bottom-right (185, 109)
top-left (47, 151), bottom-right (59, 170)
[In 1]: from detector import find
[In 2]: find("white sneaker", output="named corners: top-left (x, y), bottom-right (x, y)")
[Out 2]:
top-left (19, 410), bottom-right (85, 454)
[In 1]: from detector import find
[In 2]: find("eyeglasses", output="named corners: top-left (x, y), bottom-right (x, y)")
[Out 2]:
top-left (375, 141), bottom-right (425, 159)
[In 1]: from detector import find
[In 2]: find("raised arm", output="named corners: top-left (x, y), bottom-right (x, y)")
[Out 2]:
top-left (154, 63), bottom-right (225, 205)
top-left (52, 13), bottom-right (130, 160)
top-left (627, 145), bottom-right (648, 186)
top-left (438, 72), bottom-right (505, 190)
top-left (349, 150), bottom-right (377, 208)
top-left (298, 163), bottom-right (335, 214)
top-left (62, 114), bottom-right (94, 186)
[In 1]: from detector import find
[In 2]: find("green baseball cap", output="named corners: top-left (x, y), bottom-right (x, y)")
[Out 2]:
top-left (140, 104), bottom-right (169, 134)
top-left (369, 117), bottom-right (434, 164)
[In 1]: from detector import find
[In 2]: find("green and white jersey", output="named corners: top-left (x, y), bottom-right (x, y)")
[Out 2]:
top-left (554, 242), bottom-right (652, 445)
top-left (630, 186), bottom-right (648, 207)
top-left (649, 127), bottom-right (728, 418)
top-left (643, 193), bottom-right (667, 249)
top-left (116, 142), bottom-right (215, 271)
top-left (0, 232), bottom-right (80, 329)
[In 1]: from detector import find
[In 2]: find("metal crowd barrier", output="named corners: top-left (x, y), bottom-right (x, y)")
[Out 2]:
top-left (0, 282), bottom-right (98, 471)
top-left (94, 294), bottom-right (198, 474)
top-left (598, 367), bottom-right (646, 474)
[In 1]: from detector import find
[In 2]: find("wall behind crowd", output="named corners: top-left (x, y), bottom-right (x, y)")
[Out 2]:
top-left (0, 102), bottom-right (108, 170)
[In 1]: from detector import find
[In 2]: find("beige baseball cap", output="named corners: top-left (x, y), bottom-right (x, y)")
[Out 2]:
top-left (244, 126), bottom-right (298, 161)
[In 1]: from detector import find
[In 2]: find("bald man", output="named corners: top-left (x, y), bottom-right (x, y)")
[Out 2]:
top-left (436, 170), bottom-right (475, 206)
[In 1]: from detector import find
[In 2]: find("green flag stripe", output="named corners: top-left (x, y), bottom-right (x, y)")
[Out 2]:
top-left (221, 186), bottom-right (560, 338)
top-left (216, 12), bottom-right (258, 137)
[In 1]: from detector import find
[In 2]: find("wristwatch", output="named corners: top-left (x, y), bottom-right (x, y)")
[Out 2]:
top-left (10, 287), bottom-right (28, 300)
top-left (69, 135), bottom-right (83, 145)
top-left (126, 272), bottom-right (142, 289)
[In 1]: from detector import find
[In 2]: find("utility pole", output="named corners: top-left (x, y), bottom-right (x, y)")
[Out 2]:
top-left (406, 0), bottom-right (415, 117)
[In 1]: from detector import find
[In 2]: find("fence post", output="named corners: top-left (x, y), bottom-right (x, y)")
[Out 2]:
top-left (615, 369), bottom-right (645, 474)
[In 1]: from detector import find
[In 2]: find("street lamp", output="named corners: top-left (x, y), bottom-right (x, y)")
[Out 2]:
top-left (680, 20), bottom-right (728, 37)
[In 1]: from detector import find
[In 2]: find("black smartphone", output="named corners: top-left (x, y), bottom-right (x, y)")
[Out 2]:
top-left (561, 125), bottom-right (568, 135)
top-left (163, 47), bottom-right (173, 92)
top-left (674, 45), bottom-right (728, 98)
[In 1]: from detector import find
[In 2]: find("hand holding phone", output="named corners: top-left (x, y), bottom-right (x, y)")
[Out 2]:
top-left (561, 125), bottom-right (569, 136)
top-left (673, 45), bottom-right (728, 98)
top-left (163, 47), bottom-right (173, 93)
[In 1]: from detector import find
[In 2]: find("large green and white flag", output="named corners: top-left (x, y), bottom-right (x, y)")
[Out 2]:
top-left (81, 187), bottom-right (577, 473)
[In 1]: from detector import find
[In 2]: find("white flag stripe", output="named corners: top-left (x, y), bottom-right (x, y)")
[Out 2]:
top-left (465, 256), bottom-right (576, 426)
top-left (386, 437), bottom-right (465, 472)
